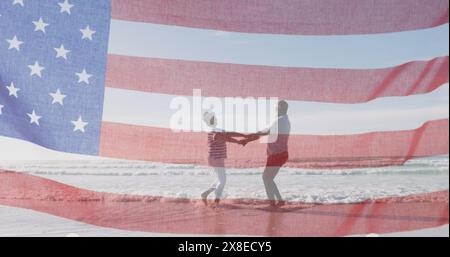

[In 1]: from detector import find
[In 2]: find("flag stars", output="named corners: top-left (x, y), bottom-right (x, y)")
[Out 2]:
top-left (27, 110), bottom-right (41, 126)
top-left (58, 0), bottom-right (74, 14)
top-left (28, 61), bottom-right (45, 77)
top-left (80, 25), bottom-right (95, 40)
top-left (33, 18), bottom-right (49, 33)
top-left (54, 44), bottom-right (70, 59)
top-left (12, 0), bottom-right (24, 6)
top-left (76, 69), bottom-right (92, 84)
top-left (50, 89), bottom-right (66, 105)
top-left (6, 82), bottom-right (20, 98)
top-left (71, 116), bottom-right (88, 133)
top-left (6, 36), bottom-right (23, 51)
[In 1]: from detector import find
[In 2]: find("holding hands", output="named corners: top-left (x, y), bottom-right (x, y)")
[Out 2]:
top-left (237, 134), bottom-right (260, 146)
top-left (215, 131), bottom-right (264, 147)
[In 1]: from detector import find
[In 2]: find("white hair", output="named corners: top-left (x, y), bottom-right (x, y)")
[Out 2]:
top-left (203, 111), bottom-right (217, 127)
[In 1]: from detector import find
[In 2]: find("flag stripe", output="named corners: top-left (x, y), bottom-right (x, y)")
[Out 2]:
top-left (106, 55), bottom-right (449, 103)
top-left (111, 0), bottom-right (449, 35)
top-left (108, 21), bottom-right (449, 69)
top-left (99, 119), bottom-right (449, 168)
top-left (1, 171), bottom-right (448, 236)
top-left (0, 205), bottom-right (195, 237)
top-left (1, 205), bottom-right (446, 237)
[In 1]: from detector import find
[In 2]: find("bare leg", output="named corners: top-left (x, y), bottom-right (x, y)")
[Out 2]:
top-left (262, 166), bottom-right (282, 205)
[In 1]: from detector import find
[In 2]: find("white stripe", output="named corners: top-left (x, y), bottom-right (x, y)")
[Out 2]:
top-left (349, 225), bottom-right (449, 237)
top-left (0, 136), bottom-right (103, 160)
top-left (102, 84), bottom-right (449, 135)
top-left (108, 20), bottom-right (449, 69)
top-left (0, 155), bottom-right (448, 204)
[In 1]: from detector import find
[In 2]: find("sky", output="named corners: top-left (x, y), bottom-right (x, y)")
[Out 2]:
top-left (109, 21), bottom-right (449, 68)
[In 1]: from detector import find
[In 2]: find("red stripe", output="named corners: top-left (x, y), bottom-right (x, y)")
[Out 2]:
top-left (0, 171), bottom-right (447, 236)
top-left (106, 55), bottom-right (449, 103)
top-left (99, 119), bottom-right (449, 168)
top-left (111, 0), bottom-right (449, 35)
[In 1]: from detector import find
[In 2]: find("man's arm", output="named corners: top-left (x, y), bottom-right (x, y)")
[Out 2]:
top-left (254, 129), bottom-right (270, 136)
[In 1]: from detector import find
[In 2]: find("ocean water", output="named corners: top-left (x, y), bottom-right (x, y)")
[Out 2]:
top-left (0, 155), bottom-right (448, 204)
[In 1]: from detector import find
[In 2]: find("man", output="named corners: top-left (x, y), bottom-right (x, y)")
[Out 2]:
top-left (242, 100), bottom-right (291, 206)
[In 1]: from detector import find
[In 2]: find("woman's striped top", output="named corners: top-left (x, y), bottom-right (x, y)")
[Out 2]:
top-left (207, 131), bottom-right (227, 159)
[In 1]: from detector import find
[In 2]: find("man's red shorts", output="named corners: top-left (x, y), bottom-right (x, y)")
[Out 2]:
top-left (266, 151), bottom-right (289, 167)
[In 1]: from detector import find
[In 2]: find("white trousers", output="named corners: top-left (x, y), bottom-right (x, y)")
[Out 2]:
top-left (208, 158), bottom-right (226, 199)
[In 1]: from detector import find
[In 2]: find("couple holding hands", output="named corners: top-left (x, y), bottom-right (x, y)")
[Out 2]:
top-left (201, 100), bottom-right (291, 207)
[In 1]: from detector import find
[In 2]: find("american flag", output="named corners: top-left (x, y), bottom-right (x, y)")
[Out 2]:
top-left (0, 0), bottom-right (109, 155)
top-left (0, 0), bottom-right (448, 236)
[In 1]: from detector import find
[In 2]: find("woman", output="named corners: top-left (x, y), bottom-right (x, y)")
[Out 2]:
top-left (201, 111), bottom-right (245, 205)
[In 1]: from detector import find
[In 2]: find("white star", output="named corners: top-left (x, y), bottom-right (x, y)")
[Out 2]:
top-left (54, 44), bottom-right (70, 59)
top-left (0, 104), bottom-right (4, 115)
top-left (6, 82), bottom-right (20, 98)
top-left (12, 0), bottom-right (24, 6)
top-left (71, 116), bottom-right (88, 133)
top-left (76, 69), bottom-right (92, 84)
top-left (80, 25), bottom-right (95, 40)
top-left (6, 36), bottom-right (23, 51)
top-left (28, 61), bottom-right (45, 77)
top-left (33, 17), bottom-right (49, 33)
top-left (27, 110), bottom-right (41, 126)
top-left (58, 0), bottom-right (74, 14)
top-left (50, 89), bottom-right (66, 105)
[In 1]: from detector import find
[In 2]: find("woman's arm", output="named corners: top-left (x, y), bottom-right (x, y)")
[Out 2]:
top-left (221, 131), bottom-right (248, 137)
